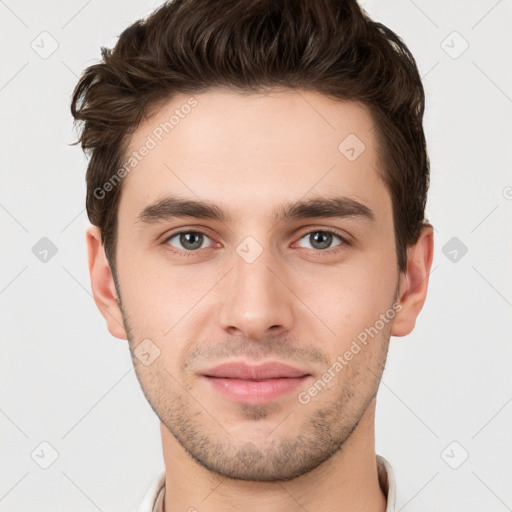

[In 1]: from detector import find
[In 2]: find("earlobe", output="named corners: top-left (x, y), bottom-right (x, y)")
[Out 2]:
top-left (86, 226), bottom-right (128, 340)
top-left (391, 224), bottom-right (434, 337)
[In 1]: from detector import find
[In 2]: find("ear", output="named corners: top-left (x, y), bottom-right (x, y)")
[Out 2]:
top-left (86, 226), bottom-right (128, 340)
top-left (391, 224), bottom-right (434, 337)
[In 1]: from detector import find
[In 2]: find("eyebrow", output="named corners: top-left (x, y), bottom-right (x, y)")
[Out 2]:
top-left (137, 195), bottom-right (375, 225)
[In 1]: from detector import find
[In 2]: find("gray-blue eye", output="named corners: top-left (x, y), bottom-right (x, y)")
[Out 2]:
top-left (297, 231), bottom-right (343, 250)
top-left (167, 231), bottom-right (211, 251)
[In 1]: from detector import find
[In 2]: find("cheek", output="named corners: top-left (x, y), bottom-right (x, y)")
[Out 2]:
top-left (293, 259), bottom-right (398, 342)
top-left (117, 253), bottom-right (220, 340)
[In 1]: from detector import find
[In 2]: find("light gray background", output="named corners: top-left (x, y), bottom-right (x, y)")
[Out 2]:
top-left (1, 0), bottom-right (511, 510)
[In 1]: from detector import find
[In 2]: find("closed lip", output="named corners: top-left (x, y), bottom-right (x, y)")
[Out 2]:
top-left (200, 361), bottom-right (311, 380)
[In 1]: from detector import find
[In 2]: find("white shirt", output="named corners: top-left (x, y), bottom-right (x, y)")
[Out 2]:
top-left (135, 455), bottom-right (396, 512)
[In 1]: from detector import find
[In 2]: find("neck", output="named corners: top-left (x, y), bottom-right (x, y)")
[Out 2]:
top-left (160, 398), bottom-right (386, 512)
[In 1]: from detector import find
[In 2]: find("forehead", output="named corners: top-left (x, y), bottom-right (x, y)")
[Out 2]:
top-left (119, 89), bottom-right (389, 222)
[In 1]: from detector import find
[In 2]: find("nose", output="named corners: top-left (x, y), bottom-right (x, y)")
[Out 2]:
top-left (218, 247), bottom-right (294, 340)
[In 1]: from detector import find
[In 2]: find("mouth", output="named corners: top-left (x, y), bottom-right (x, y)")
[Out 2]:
top-left (200, 361), bottom-right (312, 404)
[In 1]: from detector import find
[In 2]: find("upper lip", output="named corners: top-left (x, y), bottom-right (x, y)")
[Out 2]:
top-left (201, 362), bottom-right (310, 380)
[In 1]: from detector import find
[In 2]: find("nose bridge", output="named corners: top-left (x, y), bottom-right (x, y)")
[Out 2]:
top-left (218, 241), bottom-right (293, 338)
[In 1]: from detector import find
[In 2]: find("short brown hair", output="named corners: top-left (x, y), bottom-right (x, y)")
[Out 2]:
top-left (71, 0), bottom-right (429, 272)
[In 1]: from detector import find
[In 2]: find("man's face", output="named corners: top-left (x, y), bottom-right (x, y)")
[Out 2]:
top-left (113, 89), bottom-right (401, 480)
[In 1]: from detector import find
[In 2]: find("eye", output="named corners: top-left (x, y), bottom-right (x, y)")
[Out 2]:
top-left (296, 230), bottom-right (345, 250)
top-left (166, 231), bottom-right (212, 251)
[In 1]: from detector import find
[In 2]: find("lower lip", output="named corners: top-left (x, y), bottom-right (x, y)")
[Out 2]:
top-left (202, 376), bottom-right (310, 404)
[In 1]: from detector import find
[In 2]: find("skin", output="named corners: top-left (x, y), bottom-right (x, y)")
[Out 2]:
top-left (87, 89), bottom-right (434, 512)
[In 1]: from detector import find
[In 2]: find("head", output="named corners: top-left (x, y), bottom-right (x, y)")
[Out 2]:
top-left (71, 0), bottom-right (433, 481)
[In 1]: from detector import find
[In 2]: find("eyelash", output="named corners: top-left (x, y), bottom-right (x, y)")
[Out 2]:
top-left (162, 228), bottom-right (350, 256)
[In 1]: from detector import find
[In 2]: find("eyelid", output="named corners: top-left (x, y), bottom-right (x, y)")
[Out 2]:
top-left (165, 229), bottom-right (217, 246)
top-left (294, 224), bottom-right (353, 243)
top-left (293, 227), bottom-right (352, 247)
top-left (161, 226), bottom-right (217, 244)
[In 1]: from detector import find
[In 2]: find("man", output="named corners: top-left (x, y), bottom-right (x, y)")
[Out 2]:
top-left (71, 0), bottom-right (433, 510)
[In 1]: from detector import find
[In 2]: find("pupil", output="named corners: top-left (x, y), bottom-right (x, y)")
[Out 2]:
top-left (310, 231), bottom-right (332, 249)
top-left (180, 232), bottom-right (203, 250)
